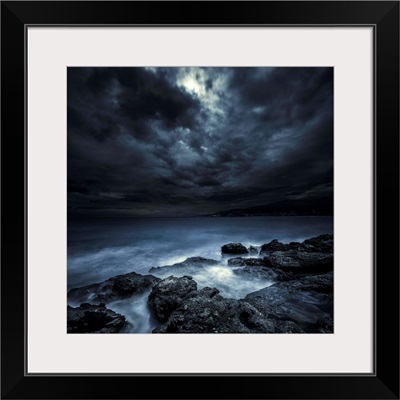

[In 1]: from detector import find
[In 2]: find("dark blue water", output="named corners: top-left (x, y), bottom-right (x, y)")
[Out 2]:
top-left (68, 216), bottom-right (333, 289)
top-left (68, 216), bottom-right (333, 332)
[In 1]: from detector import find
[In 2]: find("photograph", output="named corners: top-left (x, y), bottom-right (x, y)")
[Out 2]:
top-left (2, 0), bottom-right (399, 397)
top-left (67, 66), bottom-right (334, 334)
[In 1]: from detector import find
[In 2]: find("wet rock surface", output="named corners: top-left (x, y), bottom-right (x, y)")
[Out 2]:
top-left (148, 276), bottom-right (197, 322)
top-left (67, 272), bottom-right (160, 304)
top-left (153, 287), bottom-right (276, 333)
top-left (260, 234), bottom-right (333, 256)
top-left (221, 243), bottom-right (249, 255)
top-left (149, 257), bottom-right (218, 276)
top-left (244, 272), bottom-right (333, 332)
top-left (317, 317), bottom-right (334, 333)
top-left (67, 303), bottom-right (127, 333)
top-left (67, 234), bottom-right (333, 334)
top-left (264, 251), bottom-right (333, 273)
top-left (248, 246), bottom-right (259, 255)
top-left (302, 234), bottom-right (334, 253)
top-left (260, 239), bottom-right (300, 255)
top-left (258, 235), bottom-right (333, 274)
top-left (233, 265), bottom-right (293, 281)
top-left (226, 235), bottom-right (333, 279)
top-left (228, 257), bottom-right (268, 267)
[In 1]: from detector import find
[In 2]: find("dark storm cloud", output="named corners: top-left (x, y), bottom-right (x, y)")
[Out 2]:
top-left (68, 67), bottom-right (333, 217)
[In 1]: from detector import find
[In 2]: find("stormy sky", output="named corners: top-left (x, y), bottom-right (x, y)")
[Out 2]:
top-left (68, 67), bottom-right (333, 217)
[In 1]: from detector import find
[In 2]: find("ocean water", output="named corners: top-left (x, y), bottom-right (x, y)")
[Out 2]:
top-left (67, 216), bottom-right (333, 332)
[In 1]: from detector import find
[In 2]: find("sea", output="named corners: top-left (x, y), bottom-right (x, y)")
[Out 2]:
top-left (67, 216), bottom-right (333, 332)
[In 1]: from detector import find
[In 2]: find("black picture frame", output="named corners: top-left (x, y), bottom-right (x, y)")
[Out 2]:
top-left (1, 1), bottom-right (399, 399)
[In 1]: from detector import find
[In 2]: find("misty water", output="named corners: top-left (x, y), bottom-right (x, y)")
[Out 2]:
top-left (68, 216), bottom-right (333, 333)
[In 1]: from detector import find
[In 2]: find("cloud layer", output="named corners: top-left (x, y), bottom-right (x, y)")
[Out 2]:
top-left (68, 67), bottom-right (333, 217)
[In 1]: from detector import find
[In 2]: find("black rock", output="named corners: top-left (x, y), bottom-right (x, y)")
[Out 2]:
top-left (259, 234), bottom-right (333, 256)
top-left (67, 303), bottom-right (127, 333)
top-left (279, 271), bottom-right (334, 292)
top-left (302, 234), bottom-right (334, 253)
top-left (227, 257), bottom-right (267, 267)
top-left (275, 320), bottom-right (305, 333)
top-left (248, 246), bottom-right (259, 255)
top-left (227, 257), bottom-right (295, 281)
top-left (264, 251), bottom-right (333, 273)
top-left (317, 317), bottom-right (334, 333)
top-left (149, 257), bottom-right (218, 275)
top-left (148, 276), bottom-right (197, 322)
top-left (153, 287), bottom-right (276, 333)
top-left (68, 272), bottom-right (161, 304)
top-left (244, 272), bottom-right (333, 332)
top-left (233, 266), bottom-right (294, 281)
top-left (221, 243), bottom-right (249, 255)
top-left (259, 239), bottom-right (297, 255)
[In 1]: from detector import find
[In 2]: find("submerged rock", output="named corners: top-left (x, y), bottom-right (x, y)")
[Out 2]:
top-left (67, 303), bottom-right (127, 333)
top-left (149, 257), bottom-right (218, 276)
top-left (153, 287), bottom-right (276, 333)
top-left (68, 272), bottom-right (160, 304)
top-left (244, 272), bottom-right (333, 332)
top-left (148, 276), bottom-right (197, 322)
top-left (221, 243), bottom-right (249, 255)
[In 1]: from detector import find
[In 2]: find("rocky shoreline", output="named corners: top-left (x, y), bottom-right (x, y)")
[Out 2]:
top-left (67, 234), bottom-right (333, 334)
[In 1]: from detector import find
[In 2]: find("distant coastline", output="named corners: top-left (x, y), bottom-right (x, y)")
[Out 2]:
top-left (68, 201), bottom-right (333, 219)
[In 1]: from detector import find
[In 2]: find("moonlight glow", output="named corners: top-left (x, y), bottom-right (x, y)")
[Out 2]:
top-left (68, 67), bottom-right (333, 217)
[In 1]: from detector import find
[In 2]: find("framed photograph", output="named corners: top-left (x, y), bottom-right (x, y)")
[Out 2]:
top-left (2, 1), bottom-right (399, 398)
